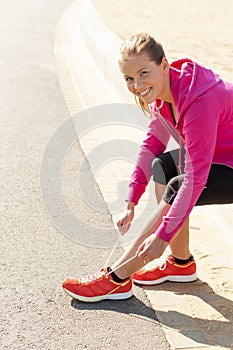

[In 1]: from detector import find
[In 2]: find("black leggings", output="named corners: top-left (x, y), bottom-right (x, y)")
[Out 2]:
top-left (152, 149), bottom-right (233, 205)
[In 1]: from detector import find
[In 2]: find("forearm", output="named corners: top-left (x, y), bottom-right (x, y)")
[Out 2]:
top-left (138, 200), bottom-right (170, 238)
top-left (126, 201), bottom-right (135, 210)
top-left (112, 201), bottom-right (170, 276)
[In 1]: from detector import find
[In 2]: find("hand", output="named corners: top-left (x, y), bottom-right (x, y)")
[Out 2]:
top-left (136, 234), bottom-right (168, 263)
top-left (117, 203), bottom-right (135, 235)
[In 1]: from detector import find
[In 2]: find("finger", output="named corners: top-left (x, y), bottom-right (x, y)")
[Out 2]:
top-left (117, 218), bottom-right (124, 227)
top-left (138, 252), bottom-right (148, 263)
top-left (117, 215), bottom-right (128, 228)
top-left (138, 248), bottom-right (150, 260)
top-left (136, 242), bottom-right (145, 257)
top-left (117, 222), bottom-right (122, 228)
top-left (119, 223), bottom-right (130, 235)
top-left (118, 224), bottom-right (125, 234)
top-left (118, 226), bottom-right (124, 235)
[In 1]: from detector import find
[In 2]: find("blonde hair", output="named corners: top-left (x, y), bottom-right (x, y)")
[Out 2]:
top-left (119, 32), bottom-right (165, 114)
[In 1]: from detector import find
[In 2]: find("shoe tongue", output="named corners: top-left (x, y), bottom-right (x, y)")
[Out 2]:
top-left (168, 255), bottom-right (176, 263)
top-left (101, 267), bottom-right (108, 273)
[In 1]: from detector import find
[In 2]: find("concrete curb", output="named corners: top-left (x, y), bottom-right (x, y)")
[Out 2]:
top-left (54, 0), bottom-right (162, 241)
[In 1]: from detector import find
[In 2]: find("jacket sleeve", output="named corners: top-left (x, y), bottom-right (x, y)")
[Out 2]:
top-left (156, 95), bottom-right (219, 241)
top-left (127, 112), bottom-right (170, 205)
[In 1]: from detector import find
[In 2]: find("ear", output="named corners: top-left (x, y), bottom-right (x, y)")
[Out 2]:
top-left (161, 57), bottom-right (170, 74)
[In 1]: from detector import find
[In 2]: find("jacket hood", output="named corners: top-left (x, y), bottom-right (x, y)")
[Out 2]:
top-left (169, 58), bottom-right (221, 117)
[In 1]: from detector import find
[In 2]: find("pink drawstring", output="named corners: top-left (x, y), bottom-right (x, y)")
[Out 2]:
top-left (178, 138), bottom-right (183, 174)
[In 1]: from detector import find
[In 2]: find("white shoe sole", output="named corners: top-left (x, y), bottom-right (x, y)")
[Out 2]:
top-left (63, 288), bottom-right (134, 302)
top-left (132, 273), bottom-right (197, 286)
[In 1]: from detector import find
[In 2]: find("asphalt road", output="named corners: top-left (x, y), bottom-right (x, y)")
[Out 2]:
top-left (0, 1), bottom-right (170, 349)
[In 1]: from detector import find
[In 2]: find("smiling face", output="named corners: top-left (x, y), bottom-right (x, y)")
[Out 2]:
top-left (119, 52), bottom-right (171, 104)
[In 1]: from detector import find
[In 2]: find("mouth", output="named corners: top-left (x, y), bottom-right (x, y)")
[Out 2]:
top-left (138, 87), bottom-right (152, 98)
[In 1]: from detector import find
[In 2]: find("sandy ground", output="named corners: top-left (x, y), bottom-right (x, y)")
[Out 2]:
top-left (93, 0), bottom-right (233, 82)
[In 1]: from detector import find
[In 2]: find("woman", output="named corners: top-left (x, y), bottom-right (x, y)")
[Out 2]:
top-left (62, 33), bottom-right (233, 302)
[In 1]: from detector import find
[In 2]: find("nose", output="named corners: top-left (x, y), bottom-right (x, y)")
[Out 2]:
top-left (134, 78), bottom-right (143, 91)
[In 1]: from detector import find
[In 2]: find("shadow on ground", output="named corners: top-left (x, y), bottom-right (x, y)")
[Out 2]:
top-left (145, 278), bottom-right (233, 347)
top-left (71, 291), bottom-right (158, 326)
top-left (71, 279), bottom-right (233, 348)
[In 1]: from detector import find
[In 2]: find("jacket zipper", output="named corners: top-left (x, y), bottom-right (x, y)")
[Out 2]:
top-left (155, 101), bottom-right (186, 174)
top-left (156, 101), bottom-right (186, 145)
top-left (169, 103), bottom-right (177, 126)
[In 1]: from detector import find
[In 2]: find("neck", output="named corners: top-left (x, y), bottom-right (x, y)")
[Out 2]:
top-left (160, 73), bottom-right (174, 104)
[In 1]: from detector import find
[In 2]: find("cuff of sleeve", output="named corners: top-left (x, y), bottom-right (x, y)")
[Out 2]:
top-left (155, 223), bottom-right (176, 243)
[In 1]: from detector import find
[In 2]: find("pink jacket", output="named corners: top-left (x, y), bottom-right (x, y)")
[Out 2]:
top-left (127, 58), bottom-right (233, 242)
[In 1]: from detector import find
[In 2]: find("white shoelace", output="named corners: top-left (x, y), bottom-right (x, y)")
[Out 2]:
top-left (145, 254), bottom-right (171, 271)
top-left (79, 254), bottom-right (138, 284)
top-left (80, 270), bottom-right (105, 284)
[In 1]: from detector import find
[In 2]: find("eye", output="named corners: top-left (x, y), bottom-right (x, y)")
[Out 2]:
top-left (125, 76), bottom-right (133, 82)
top-left (140, 71), bottom-right (148, 76)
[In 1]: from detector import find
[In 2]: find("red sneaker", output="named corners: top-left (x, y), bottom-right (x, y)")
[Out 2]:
top-left (132, 255), bottom-right (197, 285)
top-left (62, 268), bottom-right (133, 302)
